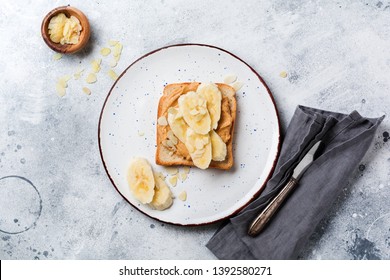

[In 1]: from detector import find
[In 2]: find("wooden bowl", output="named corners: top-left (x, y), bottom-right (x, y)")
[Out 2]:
top-left (41, 6), bottom-right (90, 54)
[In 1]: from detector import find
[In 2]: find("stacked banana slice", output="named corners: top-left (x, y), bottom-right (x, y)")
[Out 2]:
top-left (168, 83), bottom-right (227, 169)
top-left (127, 158), bottom-right (173, 210)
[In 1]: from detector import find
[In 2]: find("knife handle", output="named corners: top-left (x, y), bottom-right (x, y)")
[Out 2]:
top-left (248, 177), bottom-right (298, 236)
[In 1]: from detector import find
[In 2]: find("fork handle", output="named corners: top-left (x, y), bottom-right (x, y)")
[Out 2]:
top-left (248, 177), bottom-right (298, 236)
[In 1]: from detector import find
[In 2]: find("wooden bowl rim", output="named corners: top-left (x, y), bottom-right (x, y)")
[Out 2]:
top-left (41, 6), bottom-right (90, 54)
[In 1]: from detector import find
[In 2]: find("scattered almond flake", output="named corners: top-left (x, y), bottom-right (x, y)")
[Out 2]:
top-left (74, 68), bottom-right (84, 80)
top-left (178, 191), bottom-right (187, 201)
top-left (182, 166), bottom-right (191, 174)
top-left (100, 47), bottom-right (111, 56)
top-left (157, 116), bottom-right (168, 126)
top-left (232, 81), bottom-right (244, 92)
top-left (91, 59), bottom-right (102, 73)
top-left (179, 173), bottom-right (188, 181)
top-left (82, 87), bottom-right (91, 95)
top-left (169, 175), bottom-right (178, 187)
top-left (107, 69), bottom-right (118, 81)
top-left (156, 172), bottom-right (166, 179)
top-left (279, 71), bottom-right (288, 78)
top-left (109, 59), bottom-right (118, 68)
top-left (113, 43), bottom-right (123, 57)
top-left (165, 167), bottom-right (179, 175)
top-left (138, 131), bottom-right (145, 136)
top-left (109, 40), bottom-right (119, 47)
top-left (56, 84), bottom-right (66, 97)
top-left (86, 73), bottom-right (97, 84)
top-left (224, 74), bottom-right (237, 84)
top-left (53, 53), bottom-right (62, 60)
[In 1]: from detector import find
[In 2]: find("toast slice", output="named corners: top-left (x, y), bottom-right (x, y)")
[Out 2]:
top-left (155, 82), bottom-right (237, 170)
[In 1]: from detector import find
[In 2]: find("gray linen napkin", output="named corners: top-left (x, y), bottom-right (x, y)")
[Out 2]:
top-left (206, 105), bottom-right (385, 259)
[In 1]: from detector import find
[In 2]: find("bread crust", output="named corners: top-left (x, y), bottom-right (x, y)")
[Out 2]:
top-left (156, 82), bottom-right (236, 170)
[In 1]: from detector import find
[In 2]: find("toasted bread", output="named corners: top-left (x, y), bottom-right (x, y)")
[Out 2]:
top-left (155, 82), bottom-right (237, 170)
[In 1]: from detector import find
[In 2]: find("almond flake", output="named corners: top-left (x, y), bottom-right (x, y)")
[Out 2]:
top-left (182, 166), bottom-right (190, 174)
top-left (53, 53), bottom-right (62, 61)
top-left (82, 87), bottom-right (91, 95)
top-left (157, 116), bottom-right (168, 126)
top-left (86, 73), bottom-right (97, 84)
top-left (91, 59), bottom-right (102, 73)
top-left (224, 74), bottom-right (237, 84)
top-left (109, 40), bottom-right (119, 47)
top-left (232, 81), bottom-right (244, 92)
top-left (178, 191), bottom-right (187, 201)
top-left (100, 47), bottom-right (111, 56)
top-left (179, 173), bottom-right (188, 181)
top-left (138, 131), bottom-right (145, 136)
top-left (107, 69), bottom-right (118, 81)
top-left (279, 71), bottom-right (288, 78)
top-left (169, 176), bottom-right (178, 187)
top-left (109, 59), bottom-right (118, 68)
top-left (165, 167), bottom-right (178, 175)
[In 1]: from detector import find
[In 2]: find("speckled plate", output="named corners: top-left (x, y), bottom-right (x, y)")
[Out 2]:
top-left (98, 44), bottom-right (280, 226)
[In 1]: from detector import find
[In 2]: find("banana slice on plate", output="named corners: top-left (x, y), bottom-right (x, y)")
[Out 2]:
top-left (178, 91), bottom-right (211, 135)
top-left (127, 158), bottom-right (155, 204)
top-left (167, 107), bottom-right (188, 143)
top-left (197, 83), bottom-right (222, 130)
top-left (149, 173), bottom-right (173, 210)
top-left (210, 130), bottom-right (227, 161)
top-left (185, 128), bottom-right (212, 169)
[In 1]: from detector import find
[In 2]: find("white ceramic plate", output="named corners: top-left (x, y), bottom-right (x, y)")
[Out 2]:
top-left (99, 44), bottom-right (280, 225)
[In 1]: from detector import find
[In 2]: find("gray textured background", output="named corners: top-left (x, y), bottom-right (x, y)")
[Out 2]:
top-left (0, 0), bottom-right (389, 259)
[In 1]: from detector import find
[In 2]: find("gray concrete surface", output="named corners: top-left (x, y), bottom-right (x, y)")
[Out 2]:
top-left (0, 0), bottom-right (389, 259)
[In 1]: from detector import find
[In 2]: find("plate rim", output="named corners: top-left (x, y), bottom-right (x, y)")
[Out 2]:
top-left (98, 43), bottom-right (281, 226)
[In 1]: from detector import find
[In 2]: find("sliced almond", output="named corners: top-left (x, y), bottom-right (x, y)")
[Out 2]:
top-left (138, 131), bottom-right (145, 136)
top-left (182, 166), bottom-right (190, 174)
top-left (179, 173), bottom-right (188, 181)
top-left (100, 47), bottom-right (111, 56)
top-left (157, 116), bottom-right (168, 126)
top-left (82, 87), bottom-right (91, 95)
top-left (86, 73), bottom-right (97, 84)
top-left (107, 70), bottom-right (118, 81)
top-left (178, 191), bottom-right (187, 201)
top-left (109, 40), bottom-right (119, 46)
top-left (279, 71), bottom-right (288, 78)
top-left (91, 59), bottom-right (102, 73)
top-left (169, 175), bottom-right (178, 187)
top-left (53, 53), bottom-right (62, 61)
top-left (232, 81), bottom-right (244, 92)
top-left (165, 167), bottom-right (178, 175)
top-left (224, 74), bottom-right (237, 84)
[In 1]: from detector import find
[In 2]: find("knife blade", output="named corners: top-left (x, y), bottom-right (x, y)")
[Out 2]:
top-left (248, 141), bottom-right (322, 236)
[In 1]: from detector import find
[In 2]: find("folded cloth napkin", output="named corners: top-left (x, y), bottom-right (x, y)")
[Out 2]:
top-left (206, 105), bottom-right (385, 259)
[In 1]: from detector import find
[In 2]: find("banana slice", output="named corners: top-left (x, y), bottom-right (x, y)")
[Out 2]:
top-left (149, 173), bottom-right (173, 210)
top-left (127, 158), bottom-right (155, 204)
top-left (167, 107), bottom-right (188, 143)
top-left (210, 130), bottom-right (227, 161)
top-left (185, 128), bottom-right (212, 169)
top-left (178, 91), bottom-right (211, 135)
top-left (197, 83), bottom-right (222, 130)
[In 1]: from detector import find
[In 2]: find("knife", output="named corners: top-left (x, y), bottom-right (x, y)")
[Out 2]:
top-left (248, 141), bottom-right (322, 237)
